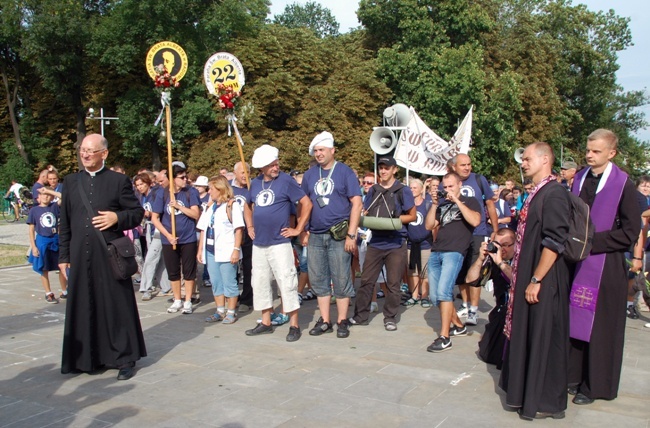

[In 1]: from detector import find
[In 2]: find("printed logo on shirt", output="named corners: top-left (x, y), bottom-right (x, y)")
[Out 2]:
top-left (410, 211), bottom-right (424, 226)
top-left (166, 200), bottom-right (186, 216)
top-left (39, 212), bottom-right (57, 229)
top-left (255, 190), bottom-right (275, 207)
top-left (143, 202), bottom-right (152, 212)
top-left (234, 194), bottom-right (247, 211)
top-left (460, 185), bottom-right (476, 199)
top-left (314, 178), bottom-right (334, 197)
top-left (440, 205), bottom-right (462, 227)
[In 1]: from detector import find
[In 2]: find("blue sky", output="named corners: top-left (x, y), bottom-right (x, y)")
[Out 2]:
top-left (269, 0), bottom-right (649, 141)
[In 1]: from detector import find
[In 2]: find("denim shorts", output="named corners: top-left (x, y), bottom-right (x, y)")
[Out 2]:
top-left (307, 232), bottom-right (354, 298)
top-left (428, 251), bottom-right (465, 305)
top-left (205, 255), bottom-right (239, 298)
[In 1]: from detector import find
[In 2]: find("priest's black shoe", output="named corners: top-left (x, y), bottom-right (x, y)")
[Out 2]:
top-left (117, 362), bottom-right (135, 381)
top-left (567, 385), bottom-right (578, 395)
top-left (517, 409), bottom-right (565, 420)
top-left (572, 392), bottom-right (594, 405)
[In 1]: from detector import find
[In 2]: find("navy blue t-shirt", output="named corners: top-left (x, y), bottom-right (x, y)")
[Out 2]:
top-left (27, 203), bottom-right (60, 237)
top-left (152, 186), bottom-right (200, 245)
top-left (302, 162), bottom-right (361, 233)
top-left (364, 181), bottom-right (415, 250)
top-left (407, 196), bottom-right (433, 249)
top-left (250, 172), bottom-right (306, 246)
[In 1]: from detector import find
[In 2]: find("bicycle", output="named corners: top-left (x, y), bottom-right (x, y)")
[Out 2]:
top-left (2, 195), bottom-right (30, 222)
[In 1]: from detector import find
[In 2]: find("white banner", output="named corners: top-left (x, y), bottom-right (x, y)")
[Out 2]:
top-left (394, 107), bottom-right (472, 176)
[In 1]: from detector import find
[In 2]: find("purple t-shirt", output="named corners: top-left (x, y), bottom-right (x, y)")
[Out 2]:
top-left (302, 162), bottom-right (361, 233)
top-left (152, 186), bottom-right (200, 245)
top-left (250, 172), bottom-right (305, 246)
top-left (27, 203), bottom-right (60, 237)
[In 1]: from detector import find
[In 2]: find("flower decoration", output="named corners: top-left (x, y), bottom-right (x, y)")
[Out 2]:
top-left (215, 83), bottom-right (240, 112)
top-left (154, 64), bottom-right (180, 91)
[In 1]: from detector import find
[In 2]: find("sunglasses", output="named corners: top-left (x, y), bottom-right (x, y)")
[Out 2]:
top-left (176, 175), bottom-right (188, 180)
top-left (362, 181), bottom-right (374, 185)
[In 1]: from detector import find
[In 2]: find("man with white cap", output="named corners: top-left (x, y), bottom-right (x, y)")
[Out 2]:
top-left (301, 131), bottom-right (362, 338)
top-left (245, 144), bottom-right (313, 342)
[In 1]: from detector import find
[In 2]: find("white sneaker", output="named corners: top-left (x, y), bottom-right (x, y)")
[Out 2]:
top-left (182, 301), bottom-right (193, 314)
top-left (370, 302), bottom-right (378, 313)
top-left (466, 311), bottom-right (479, 326)
top-left (167, 300), bottom-right (183, 313)
top-left (456, 304), bottom-right (468, 317)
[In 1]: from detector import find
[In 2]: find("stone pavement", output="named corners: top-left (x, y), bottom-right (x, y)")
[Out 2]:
top-left (0, 223), bottom-right (648, 427)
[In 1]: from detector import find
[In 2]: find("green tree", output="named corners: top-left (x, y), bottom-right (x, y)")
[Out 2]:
top-left (273, 1), bottom-right (340, 38)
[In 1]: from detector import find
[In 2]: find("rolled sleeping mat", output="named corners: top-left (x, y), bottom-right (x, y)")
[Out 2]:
top-left (360, 216), bottom-right (402, 231)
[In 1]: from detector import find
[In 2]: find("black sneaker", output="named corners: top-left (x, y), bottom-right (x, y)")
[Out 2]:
top-left (427, 336), bottom-right (452, 353)
top-left (626, 305), bottom-right (640, 319)
top-left (245, 323), bottom-right (274, 336)
top-left (449, 324), bottom-right (467, 337)
top-left (309, 317), bottom-right (333, 336)
top-left (348, 316), bottom-right (369, 326)
top-left (286, 326), bottom-right (302, 342)
top-left (337, 319), bottom-right (350, 338)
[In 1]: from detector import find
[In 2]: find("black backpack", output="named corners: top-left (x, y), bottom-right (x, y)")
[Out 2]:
top-left (563, 192), bottom-right (594, 263)
top-left (366, 182), bottom-right (405, 219)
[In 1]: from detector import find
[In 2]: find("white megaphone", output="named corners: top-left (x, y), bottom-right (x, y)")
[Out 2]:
top-left (369, 127), bottom-right (397, 155)
top-left (514, 147), bottom-right (525, 165)
top-left (383, 103), bottom-right (411, 127)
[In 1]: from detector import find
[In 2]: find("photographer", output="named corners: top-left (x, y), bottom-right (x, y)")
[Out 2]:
top-left (465, 228), bottom-right (515, 367)
top-left (424, 172), bottom-right (481, 353)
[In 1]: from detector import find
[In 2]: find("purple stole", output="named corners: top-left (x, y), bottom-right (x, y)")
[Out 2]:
top-left (569, 163), bottom-right (627, 342)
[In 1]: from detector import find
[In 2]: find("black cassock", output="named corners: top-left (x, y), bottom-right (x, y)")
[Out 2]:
top-left (499, 181), bottom-right (572, 418)
top-left (59, 168), bottom-right (146, 373)
top-left (568, 174), bottom-right (640, 399)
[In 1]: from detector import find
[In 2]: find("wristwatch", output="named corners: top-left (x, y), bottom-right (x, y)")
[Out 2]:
top-left (530, 276), bottom-right (541, 284)
top-left (347, 233), bottom-right (356, 239)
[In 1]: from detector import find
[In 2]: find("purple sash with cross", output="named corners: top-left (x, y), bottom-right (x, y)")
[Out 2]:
top-left (569, 164), bottom-right (626, 342)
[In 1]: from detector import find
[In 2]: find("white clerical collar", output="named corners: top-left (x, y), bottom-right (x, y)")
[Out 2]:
top-left (577, 162), bottom-right (612, 194)
top-left (85, 163), bottom-right (106, 177)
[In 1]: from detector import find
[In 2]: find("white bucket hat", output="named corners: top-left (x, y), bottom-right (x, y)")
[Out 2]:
top-left (194, 175), bottom-right (209, 187)
top-left (309, 131), bottom-right (334, 156)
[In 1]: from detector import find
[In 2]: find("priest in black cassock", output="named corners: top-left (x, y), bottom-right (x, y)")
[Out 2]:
top-left (59, 134), bottom-right (146, 381)
top-left (499, 142), bottom-right (572, 420)
top-left (568, 129), bottom-right (640, 405)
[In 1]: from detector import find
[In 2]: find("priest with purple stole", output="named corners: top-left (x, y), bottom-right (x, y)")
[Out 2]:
top-left (568, 129), bottom-right (641, 405)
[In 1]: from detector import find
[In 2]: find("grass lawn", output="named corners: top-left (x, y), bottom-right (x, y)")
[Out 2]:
top-left (0, 244), bottom-right (29, 268)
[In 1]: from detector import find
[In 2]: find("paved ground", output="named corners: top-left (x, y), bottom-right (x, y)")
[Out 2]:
top-left (0, 222), bottom-right (649, 427)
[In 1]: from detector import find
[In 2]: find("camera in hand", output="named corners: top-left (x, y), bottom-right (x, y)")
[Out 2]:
top-left (437, 190), bottom-right (448, 200)
top-left (486, 241), bottom-right (500, 253)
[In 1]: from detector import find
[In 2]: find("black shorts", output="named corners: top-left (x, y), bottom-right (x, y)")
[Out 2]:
top-left (162, 242), bottom-right (198, 281)
top-left (455, 235), bottom-right (488, 285)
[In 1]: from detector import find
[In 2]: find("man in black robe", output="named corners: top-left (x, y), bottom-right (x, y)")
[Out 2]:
top-left (568, 129), bottom-right (640, 404)
top-left (59, 134), bottom-right (146, 380)
top-left (499, 142), bottom-right (572, 420)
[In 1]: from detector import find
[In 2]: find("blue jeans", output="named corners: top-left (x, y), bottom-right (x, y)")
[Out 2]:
top-left (307, 232), bottom-right (354, 298)
top-left (428, 251), bottom-right (464, 305)
top-left (205, 254), bottom-right (239, 298)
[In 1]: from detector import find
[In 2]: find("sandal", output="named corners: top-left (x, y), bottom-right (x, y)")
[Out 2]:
top-left (205, 313), bottom-right (224, 323)
top-left (401, 297), bottom-right (419, 307)
top-left (303, 290), bottom-right (316, 301)
top-left (420, 298), bottom-right (433, 308)
top-left (222, 313), bottom-right (237, 324)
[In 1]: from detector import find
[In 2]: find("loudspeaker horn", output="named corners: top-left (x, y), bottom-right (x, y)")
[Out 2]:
top-left (369, 127), bottom-right (397, 155)
top-left (514, 147), bottom-right (525, 165)
top-left (383, 103), bottom-right (411, 127)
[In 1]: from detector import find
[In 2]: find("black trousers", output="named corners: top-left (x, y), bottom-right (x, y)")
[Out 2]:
top-left (354, 242), bottom-right (407, 324)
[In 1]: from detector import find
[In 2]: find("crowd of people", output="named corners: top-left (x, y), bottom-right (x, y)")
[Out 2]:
top-left (11, 129), bottom-right (649, 419)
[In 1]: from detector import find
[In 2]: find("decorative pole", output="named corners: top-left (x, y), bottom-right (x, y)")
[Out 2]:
top-left (203, 52), bottom-right (249, 187)
top-left (146, 41), bottom-right (188, 249)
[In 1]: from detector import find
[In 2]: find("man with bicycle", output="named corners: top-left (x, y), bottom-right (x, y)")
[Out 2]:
top-left (4, 179), bottom-right (25, 222)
